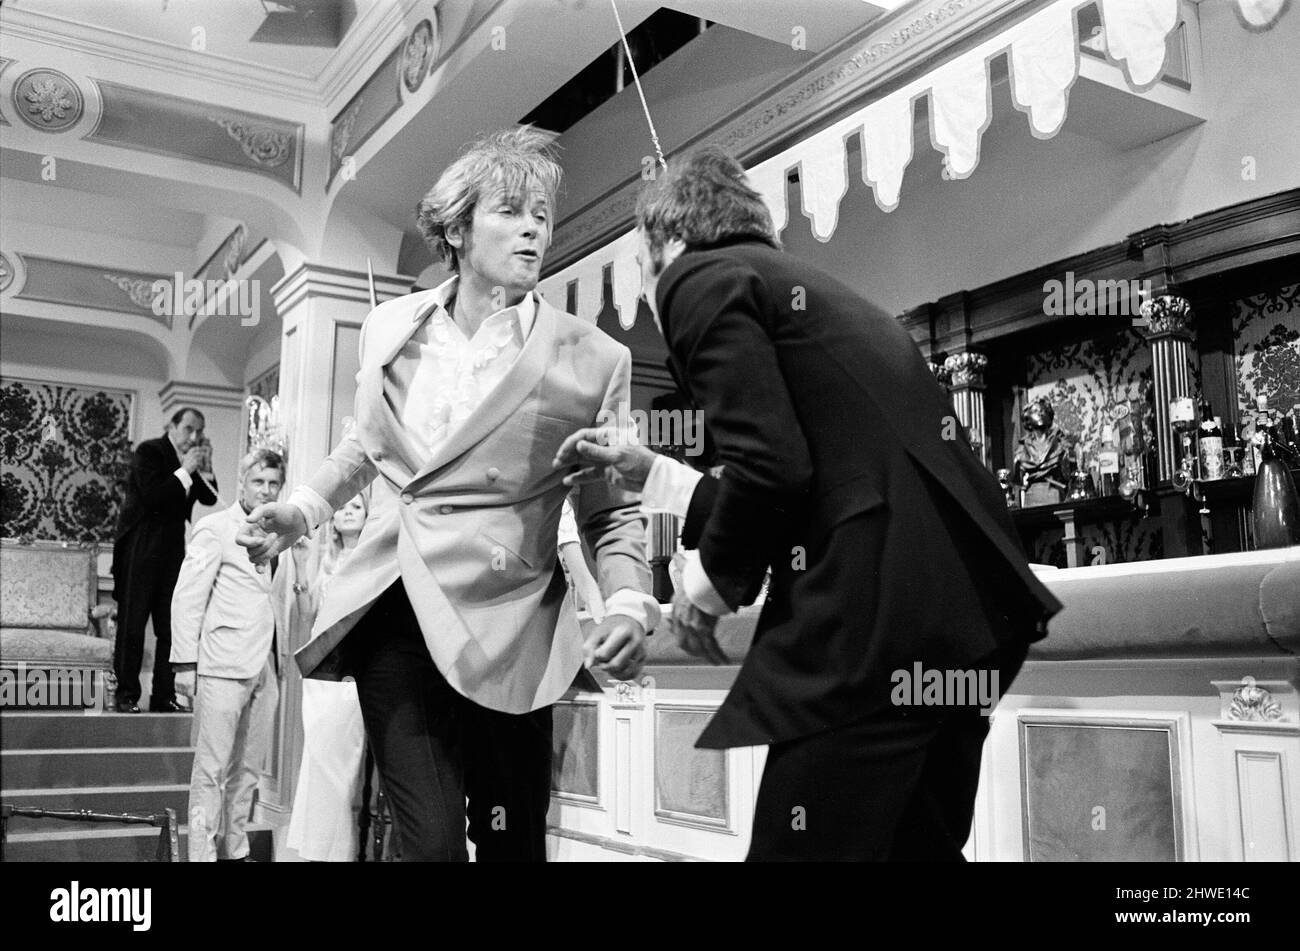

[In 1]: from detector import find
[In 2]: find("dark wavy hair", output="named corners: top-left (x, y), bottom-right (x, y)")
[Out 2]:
top-left (635, 146), bottom-right (777, 271)
top-left (414, 126), bottom-right (562, 273)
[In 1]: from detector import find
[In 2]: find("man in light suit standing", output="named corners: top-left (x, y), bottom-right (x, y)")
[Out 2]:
top-left (240, 128), bottom-right (658, 861)
top-left (172, 449), bottom-right (291, 863)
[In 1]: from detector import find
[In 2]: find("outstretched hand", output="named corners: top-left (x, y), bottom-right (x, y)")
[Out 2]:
top-left (237, 502), bottom-right (308, 567)
top-left (553, 427), bottom-right (658, 492)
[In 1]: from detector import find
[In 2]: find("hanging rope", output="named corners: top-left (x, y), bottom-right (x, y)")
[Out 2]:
top-left (609, 0), bottom-right (668, 173)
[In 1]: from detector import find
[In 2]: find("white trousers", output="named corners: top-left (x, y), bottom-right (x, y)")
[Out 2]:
top-left (187, 657), bottom-right (278, 862)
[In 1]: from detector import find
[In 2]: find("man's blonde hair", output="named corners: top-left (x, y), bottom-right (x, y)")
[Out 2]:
top-left (415, 126), bottom-right (562, 273)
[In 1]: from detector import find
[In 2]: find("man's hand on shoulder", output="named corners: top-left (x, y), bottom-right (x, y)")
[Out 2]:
top-left (583, 614), bottom-right (647, 681)
top-left (237, 503), bottom-right (308, 566)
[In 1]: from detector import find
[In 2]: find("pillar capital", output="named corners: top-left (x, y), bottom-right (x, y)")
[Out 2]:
top-left (270, 262), bottom-right (414, 317)
top-left (1139, 295), bottom-right (1194, 342)
top-left (943, 350), bottom-right (989, 389)
top-left (158, 380), bottom-right (244, 415)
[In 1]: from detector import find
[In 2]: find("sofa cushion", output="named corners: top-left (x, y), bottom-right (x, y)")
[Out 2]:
top-left (1, 628), bottom-right (112, 667)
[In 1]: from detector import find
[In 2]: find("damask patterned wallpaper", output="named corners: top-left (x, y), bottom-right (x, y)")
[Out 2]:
top-left (1234, 282), bottom-right (1299, 417)
top-left (1023, 327), bottom-right (1161, 565)
top-left (0, 379), bottom-right (134, 543)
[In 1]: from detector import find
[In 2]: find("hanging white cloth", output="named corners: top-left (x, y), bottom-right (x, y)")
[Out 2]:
top-left (286, 678), bottom-right (366, 862)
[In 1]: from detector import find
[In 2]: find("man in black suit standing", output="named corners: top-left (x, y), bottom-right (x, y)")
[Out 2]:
top-left (112, 407), bottom-right (218, 713)
top-left (556, 148), bottom-right (1062, 860)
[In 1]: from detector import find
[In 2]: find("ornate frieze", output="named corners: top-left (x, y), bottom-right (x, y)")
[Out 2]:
top-left (12, 253), bottom-right (171, 326)
top-left (331, 97), bottom-right (363, 165)
top-left (206, 117), bottom-right (292, 168)
top-left (11, 68), bottom-right (84, 132)
top-left (101, 273), bottom-right (160, 310)
top-left (401, 18), bottom-right (437, 94)
top-left (88, 81), bottom-right (302, 192)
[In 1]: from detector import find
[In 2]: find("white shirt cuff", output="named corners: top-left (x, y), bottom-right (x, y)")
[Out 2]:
top-left (683, 549), bottom-right (733, 617)
top-left (287, 485), bottom-right (333, 533)
top-left (557, 497), bottom-right (581, 547)
top-left (604, 588), bottom-right (662, 633)
top-left (174, 467), bottom-right (193, 492)
top-left (640, 454), bottom-right (702, 518)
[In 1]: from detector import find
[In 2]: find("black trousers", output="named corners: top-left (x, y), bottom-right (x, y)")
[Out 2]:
top-left (347, 582), bottom-right (553, 862)
top-left (112, 533), bottom-right (181, 706)
top-left (747, 642), bottom-right (1028, 861)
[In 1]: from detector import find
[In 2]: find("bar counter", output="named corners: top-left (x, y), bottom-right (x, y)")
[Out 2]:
top-left (554, 548), bottom-right (1299, 861)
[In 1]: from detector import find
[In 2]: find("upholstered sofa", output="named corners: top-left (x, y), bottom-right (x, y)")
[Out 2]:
top-left (0, 540), bottom-right (115, 706)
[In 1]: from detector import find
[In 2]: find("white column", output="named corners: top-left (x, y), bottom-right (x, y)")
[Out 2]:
top-left (943, 351), bottom-right (990, 468)
top-left (265, 262), bottom-right (411, 815)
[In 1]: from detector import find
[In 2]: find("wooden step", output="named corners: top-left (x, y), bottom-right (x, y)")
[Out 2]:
top-left (2, 825), bottom-right (274, 862)
top-left (1, 748), bottom-right (194, 790)
top-left (0, 711), bottom-right (192, 750)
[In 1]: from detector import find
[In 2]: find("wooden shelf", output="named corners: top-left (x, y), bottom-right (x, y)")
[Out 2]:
top-left (1011, 494), bottom-right (1144, 532)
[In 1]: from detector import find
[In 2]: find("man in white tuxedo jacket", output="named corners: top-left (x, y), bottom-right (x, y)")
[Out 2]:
top-left (240, 128), bottom-right (658, 861)
top-left (172, 449), bottom-right (291, 862)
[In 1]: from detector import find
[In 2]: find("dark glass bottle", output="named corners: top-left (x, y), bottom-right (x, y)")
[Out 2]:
top-left (1251, 424), bottom-right (1300, 549)
top-left (1197, 396), bottom-right (1224, 481)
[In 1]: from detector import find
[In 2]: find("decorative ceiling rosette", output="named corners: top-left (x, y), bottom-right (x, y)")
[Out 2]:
top-left (12, 68), bottom-right (84, 133)
top-left (401, 18), bottom-right (438, 95)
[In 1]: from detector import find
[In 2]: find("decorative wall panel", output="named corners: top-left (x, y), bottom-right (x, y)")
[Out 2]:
top-left (654, 707), bottom-right (729, 828)
top-left (552, 699), bottom-right (600, 802)
top-left (1234, 282), bottom-right (1300, 416)
top-left (12, 253), bottom-right (172, 326)
top-left (327, 44), bottom-right (404, 187)
top-left (0, 58), bottom-right (11, 125)
top-left (0, 378), bottom-right (133, 543)
top-left (1019, 715), bottom-right (1184, 862)
top-left (88, 81), bottom-right (303, 192)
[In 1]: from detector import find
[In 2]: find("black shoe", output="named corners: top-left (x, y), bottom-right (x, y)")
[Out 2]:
top-left (114, 697), bottom-right (141, 714)
top-left (148, 697), bottom-right (188, 713)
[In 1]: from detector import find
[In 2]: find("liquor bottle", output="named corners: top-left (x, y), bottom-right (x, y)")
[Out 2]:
top-left (1095, 423), bottom-right (1118, 496)
top-left (1198, 396), bottom-right (1224, 481)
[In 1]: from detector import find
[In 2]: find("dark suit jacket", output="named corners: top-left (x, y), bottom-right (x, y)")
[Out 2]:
top-left (656, 237), bottom-right (1062, 749)
top-left (111, 434), bottom-right (217, 600)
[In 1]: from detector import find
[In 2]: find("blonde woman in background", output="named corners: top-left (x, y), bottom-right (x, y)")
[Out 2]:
top-left (286, 491), bottom-right (368, 861)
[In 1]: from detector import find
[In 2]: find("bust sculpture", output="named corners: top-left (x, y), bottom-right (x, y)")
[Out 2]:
top-left (1014, 398), bottom-right (1069, 506)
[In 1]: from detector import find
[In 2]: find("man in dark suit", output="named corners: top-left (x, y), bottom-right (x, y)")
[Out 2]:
top-left (112, 407), bottom-right (217, 713)
top-left (556, 148), bottom-right (1062, 860)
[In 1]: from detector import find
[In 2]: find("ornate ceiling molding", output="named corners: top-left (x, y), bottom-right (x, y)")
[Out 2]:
top-left (0, 0), bottom-right (417, 108)
top-left (11, 67), bottom-right (85, 133)
top-left (86, 80), bottom-right (304, 193)
top-left (206, 117), bottom-right (294, 169)
top-left (401, 18), bottom-right (438, 96)
top-left (10, 252), bottom-right (172, 328)
top-left (0, 58), bottom-right (12, 126)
